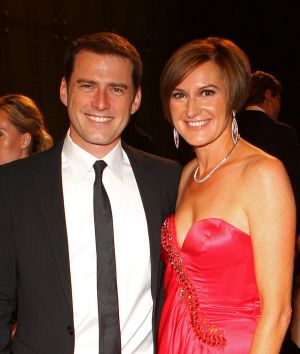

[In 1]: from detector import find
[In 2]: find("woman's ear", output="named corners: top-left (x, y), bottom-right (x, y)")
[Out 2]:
top-left (20, 132), bottom-right (32, 150)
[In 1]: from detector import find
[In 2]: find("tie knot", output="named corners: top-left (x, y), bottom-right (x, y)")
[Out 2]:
top-left (93, 160), bottom-right (107, 179)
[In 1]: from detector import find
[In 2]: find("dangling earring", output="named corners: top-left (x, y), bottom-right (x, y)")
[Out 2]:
top-left (173, 128), bottom-right (179, 149)
top-left (231, 111), bottom-right (240, 144)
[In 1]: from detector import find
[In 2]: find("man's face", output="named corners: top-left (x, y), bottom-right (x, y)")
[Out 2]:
top-left (60, 50), bottom-right (141, 157)
top-left (269, 94), bottom-right (281, 121)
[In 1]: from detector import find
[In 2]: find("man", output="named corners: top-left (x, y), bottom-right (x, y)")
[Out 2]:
top-left (0, 32), bottom-right (181, 354)
top-left (236, 70), bottom-right (300, 231)
top-left (237, 71), bottom-right (300, 353)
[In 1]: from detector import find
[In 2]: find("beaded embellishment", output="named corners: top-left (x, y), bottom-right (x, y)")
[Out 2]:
top-left (161, 218), bottom-right (227, 348)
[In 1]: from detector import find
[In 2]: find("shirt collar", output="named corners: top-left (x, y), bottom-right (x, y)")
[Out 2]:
top-left (62, 130), bottom-right (124, 183)
top-left (246, 105), bottom-right (267, 115)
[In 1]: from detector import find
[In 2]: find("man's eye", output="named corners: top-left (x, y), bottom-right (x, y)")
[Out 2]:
top-left (110, 87), bottom-right (124, 95)
top-left (114, 87), bottom-right (123, 93)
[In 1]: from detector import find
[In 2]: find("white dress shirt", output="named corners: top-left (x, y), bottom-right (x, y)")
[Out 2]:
top-left (62, 132), bottom-right (153, 353)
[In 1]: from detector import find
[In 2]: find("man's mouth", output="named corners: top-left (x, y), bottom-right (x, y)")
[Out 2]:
top-left (86, 114), bottom-right (113, 123)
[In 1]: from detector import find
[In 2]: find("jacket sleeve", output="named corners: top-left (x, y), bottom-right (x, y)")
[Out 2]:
top-left (280, 127), bottom-right (300, 235)
top-left (0, 171), bottom-right (16, 353)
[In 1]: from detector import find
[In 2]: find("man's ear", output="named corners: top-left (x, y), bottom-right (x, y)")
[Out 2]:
top-left (131, 86), bottom-right (142, 115)
top-left (60, 78), bottom-right (68, 107)
top-left (20, 132), bottom-right (31, 150)
top-left (265, 89), bottom-right (273, 102)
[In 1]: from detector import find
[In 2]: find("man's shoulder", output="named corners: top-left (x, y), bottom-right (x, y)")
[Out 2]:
top-left (274, 119), bottom-right (298, 134)
top-left (237, 110), bottom-right (298, 137)
top-left (265, 119), bottom-right (298, 142)
top-left (0, 142), bottom-right (62, 176)
top-left (237, 109), bottom-right (270, 123)
top-left (238, 109), bottom-right (295, 129)
top-left (123, 142), bottom-right (182, 171)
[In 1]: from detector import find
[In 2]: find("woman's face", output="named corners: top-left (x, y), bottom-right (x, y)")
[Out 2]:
top-left (170, 60), bottom-right (231, 148)
top-left (0, 110), bottom-right (29, 165)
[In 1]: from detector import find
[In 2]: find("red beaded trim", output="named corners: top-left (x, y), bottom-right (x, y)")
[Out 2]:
top-left (161, 218), bottom-right (227, 348)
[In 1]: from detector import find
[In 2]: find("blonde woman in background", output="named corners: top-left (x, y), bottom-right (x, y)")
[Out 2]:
top-left (0, 94), bottom-right (53, 164)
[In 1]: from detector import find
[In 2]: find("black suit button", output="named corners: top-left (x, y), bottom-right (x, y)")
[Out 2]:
top-left (67, 326), bottom-right (74, 335)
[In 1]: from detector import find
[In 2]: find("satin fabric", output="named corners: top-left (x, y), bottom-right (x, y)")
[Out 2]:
top-left (158, 216), bottom-right (260, 353)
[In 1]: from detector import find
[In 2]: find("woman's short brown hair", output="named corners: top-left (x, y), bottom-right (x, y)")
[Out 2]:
top-left (160, 37), bottom-right (251, 123)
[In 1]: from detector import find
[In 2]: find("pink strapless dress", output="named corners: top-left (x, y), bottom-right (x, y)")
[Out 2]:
top-left (158, 216), bottom-right (260, 354)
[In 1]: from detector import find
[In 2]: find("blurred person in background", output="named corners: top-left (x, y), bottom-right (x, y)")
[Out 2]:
top-left (236, 72), bottom-right (300, 352)
top-left (236, 71), bottom-right (300, 234)
top-left (0, 93), bottom-right (53, 165)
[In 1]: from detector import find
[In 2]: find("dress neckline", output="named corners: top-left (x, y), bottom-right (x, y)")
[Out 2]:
top-left (168, 215), bottom-right (250, 250)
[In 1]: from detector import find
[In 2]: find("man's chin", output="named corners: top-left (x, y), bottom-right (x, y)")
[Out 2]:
top-left (87, 136), bottom-right (120, 147)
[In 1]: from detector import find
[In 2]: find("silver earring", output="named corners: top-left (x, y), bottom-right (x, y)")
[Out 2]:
top-left (231, 111), bottom-right (240, 144)
top-left (173, 128), bottom-right (179, 149)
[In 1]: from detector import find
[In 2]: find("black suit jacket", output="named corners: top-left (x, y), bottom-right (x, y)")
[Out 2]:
top-left (237, 109), bottom-right (300, 232)
top-left (0, 139), bottom-right (181, 354)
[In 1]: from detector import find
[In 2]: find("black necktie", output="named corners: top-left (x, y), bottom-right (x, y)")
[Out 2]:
top-left (93, 160), bottom-right (121, 354)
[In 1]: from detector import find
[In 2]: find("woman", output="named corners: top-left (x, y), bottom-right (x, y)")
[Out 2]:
top-left (290, 235), bottom-right (300, 348)
top-left (158, 37), bottom-right (295, 353)
top-left (0, 93), bottom-right (53, 165)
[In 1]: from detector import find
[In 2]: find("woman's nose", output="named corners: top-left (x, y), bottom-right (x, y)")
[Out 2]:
top-left (186, 97), bottom-right (200, 118)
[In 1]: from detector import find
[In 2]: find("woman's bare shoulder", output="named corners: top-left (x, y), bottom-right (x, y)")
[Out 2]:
top-left (239, 140), bottom-right (287, 180)
top-left (238, 140), bottom-right (292, 202)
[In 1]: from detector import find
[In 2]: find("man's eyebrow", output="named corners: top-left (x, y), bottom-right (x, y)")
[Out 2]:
top-left (76, 79), bottom-right (97, 85)
top-left (108, 82), bottom-right (129, 89)
top-left (75, 79), bottom-right (129, 89)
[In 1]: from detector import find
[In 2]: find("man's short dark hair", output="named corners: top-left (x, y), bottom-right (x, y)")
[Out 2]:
top-left (246, 70), bottom-right (281, 106)
top-left (63, 32), bottom-right (142, 92)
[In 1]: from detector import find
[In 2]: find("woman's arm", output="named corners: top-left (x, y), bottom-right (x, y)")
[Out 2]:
top-left (246, 157), bottom-right (296, 353)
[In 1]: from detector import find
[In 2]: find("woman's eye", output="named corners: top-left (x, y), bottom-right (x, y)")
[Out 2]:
top-left (172, 92), bottom-right (185, 99)
top-left (202, 89), bottom-right (214, 97)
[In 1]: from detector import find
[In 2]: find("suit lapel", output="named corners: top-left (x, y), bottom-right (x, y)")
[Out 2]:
top-left (30, 141), bottom-right (165, 315)
top-left (32, 142), bottom-right (73, 311)
top-left (122, 143), bottom-right (162, 294)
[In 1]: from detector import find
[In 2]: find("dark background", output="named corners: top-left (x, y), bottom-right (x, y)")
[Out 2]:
top-left (1, 0), bottom-right (299, 162)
